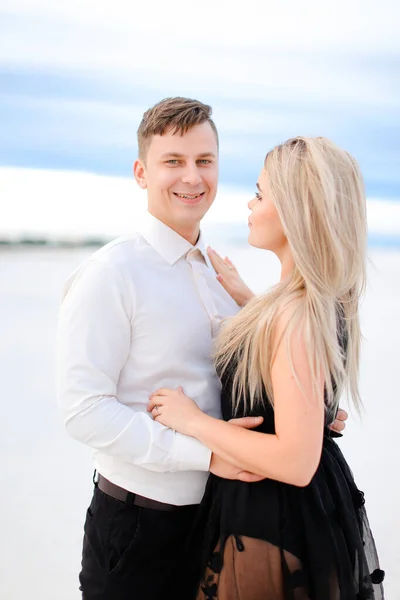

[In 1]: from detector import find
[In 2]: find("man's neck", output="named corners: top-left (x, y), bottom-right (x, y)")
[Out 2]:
top-left (148, 211), bottom-right (200, 246)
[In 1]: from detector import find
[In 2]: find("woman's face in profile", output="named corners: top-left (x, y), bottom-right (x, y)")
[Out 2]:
top-left (247, 169), bottom-right (287, 256)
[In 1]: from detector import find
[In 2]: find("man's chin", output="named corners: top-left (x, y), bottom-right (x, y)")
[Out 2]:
top-left (173, 199), bottom-right (212, 218)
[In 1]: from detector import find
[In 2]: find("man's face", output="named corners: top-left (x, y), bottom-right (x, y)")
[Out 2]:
top-left (134, 122), bottom-right (219, 238)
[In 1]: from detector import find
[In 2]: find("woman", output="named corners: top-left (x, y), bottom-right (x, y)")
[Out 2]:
top-left (147, 137), bottom-right (385, 599)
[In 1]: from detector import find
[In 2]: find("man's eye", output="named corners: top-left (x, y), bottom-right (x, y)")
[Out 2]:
top-left (197, 159), bottom-right (211, 165)
top-left (255, 192), bottom-right (262, 201)
top-left (166, 160), bottom-right (179, 165)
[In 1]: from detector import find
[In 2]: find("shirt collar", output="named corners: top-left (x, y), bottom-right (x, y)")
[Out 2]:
top-left (138, 212), bottom-right (208, 266)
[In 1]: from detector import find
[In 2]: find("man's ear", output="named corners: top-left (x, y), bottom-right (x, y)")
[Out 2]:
top-left (133, 159), bottom-right (147, 189)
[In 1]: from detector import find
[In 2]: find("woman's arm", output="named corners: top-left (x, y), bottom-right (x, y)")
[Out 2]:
top-left (206, 247), bottom-right (347, 435)
top-left (196, 312), bottom-right (324, 486)
top-left (149, 311), bottom-right (325, 487)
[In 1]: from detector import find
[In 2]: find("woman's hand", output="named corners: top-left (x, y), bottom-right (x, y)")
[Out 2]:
top-left (147, 387), bottom-right (205, 436)
top-left (207, 247), bottom-right (255, 307)
top-left (147, 387), bottom-right (265, 439)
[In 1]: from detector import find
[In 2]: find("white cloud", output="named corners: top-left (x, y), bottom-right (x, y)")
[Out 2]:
top-left (2, 0), bottom-right (399, 52)
top-left (0, 166), bottom-right (251, 240)
top-left (0, 1), bottom-right (398, 204)
top-left (1, 167), bottom-right (399, 242)
top-left (1, 0), bottom-right (399, 111)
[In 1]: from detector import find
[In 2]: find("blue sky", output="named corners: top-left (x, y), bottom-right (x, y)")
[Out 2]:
top-left (1, 0), bottom-right (399, 198)
top-left (0, 1), bottom-right (399, 243)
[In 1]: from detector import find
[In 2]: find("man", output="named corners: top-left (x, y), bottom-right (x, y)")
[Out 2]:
top-left (57, 97), bottom-right (346, 599)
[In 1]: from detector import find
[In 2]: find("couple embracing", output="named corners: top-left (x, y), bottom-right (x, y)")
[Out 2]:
top-left (57, 97), bottom-right (384, 599)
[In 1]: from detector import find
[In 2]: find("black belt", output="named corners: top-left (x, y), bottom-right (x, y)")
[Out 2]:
top-left (97, 474), bottom-right (186, 512)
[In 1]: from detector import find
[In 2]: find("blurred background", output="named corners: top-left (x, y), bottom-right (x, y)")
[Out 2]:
top-left (1, 1), bottom-right (399, 598)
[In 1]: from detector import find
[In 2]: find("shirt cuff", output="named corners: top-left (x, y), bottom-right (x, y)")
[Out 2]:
top-left (170, 432), bottom-right (212, 472)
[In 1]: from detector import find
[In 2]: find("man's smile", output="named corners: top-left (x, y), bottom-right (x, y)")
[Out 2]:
top-left (173, 192), bottom-right (205, 205)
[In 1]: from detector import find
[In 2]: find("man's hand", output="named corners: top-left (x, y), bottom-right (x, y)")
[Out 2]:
top-left (209, 453), bottom-right (264, 482)
top-left (329, 408), bottom-right (348, 436)
top-left (209, 415), bottom-right (265, 482)
top-left (228, 416), bottom-right (263, 429)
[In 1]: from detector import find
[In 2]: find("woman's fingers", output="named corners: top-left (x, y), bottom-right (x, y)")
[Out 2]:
top-left (149, 388), bottom-right (171, 398)
top-left (209, 246), bottom-right (238, 274)
top-left (216, 275), bottom-right (237, 299)
top-left (151, 406), bottom-right (161, 418)
top-left (207, 247), bottom-right (224, 271)
top-left (224, 256), bottom-right (238, 272)
top-left (148, 386), bottom-right (184, 411)
top-left (207, 246), bottom-right (254, 307)
top-left (208, 249), bottom-right (238, 280)
top-left (207, 247), bottom-right (232, 273)
top-left (147, 396), bottom-right (161, 411)
top-left (207, 246), bottom-right (223, 260)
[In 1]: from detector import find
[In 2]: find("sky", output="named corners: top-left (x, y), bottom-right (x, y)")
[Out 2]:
top-left (0, 0), bottom-right (399, 240)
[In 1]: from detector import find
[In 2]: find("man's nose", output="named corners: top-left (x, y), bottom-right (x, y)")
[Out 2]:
top-left (181, 163), bottom-right (202, 186)
top-left (248, 198), bottom-right (256, 210)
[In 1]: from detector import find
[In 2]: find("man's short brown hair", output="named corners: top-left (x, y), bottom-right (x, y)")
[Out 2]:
top-left (137, 97), bottom-right (218, 160)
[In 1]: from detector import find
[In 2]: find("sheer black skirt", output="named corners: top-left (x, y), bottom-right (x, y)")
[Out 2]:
top-left (190, 436), bottom-right (384, 600)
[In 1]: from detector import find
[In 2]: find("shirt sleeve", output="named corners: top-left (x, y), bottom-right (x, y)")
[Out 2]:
top-left (57, 256), bottom-right (211, 473)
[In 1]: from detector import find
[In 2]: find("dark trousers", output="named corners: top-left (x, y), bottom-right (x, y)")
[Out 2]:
top-left (79, 484), bottom-right (200, 600)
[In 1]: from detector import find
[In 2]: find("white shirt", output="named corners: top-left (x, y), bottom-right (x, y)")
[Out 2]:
top-left (57, 212), bottom-right (239, 505)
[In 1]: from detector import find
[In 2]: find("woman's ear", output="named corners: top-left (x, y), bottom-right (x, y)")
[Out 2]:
top-left (133, 159), bottom-right (147, 189)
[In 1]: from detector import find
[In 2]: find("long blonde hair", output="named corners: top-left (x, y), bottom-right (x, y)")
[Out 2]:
top-left (215, 137), bottom-right (367, 416)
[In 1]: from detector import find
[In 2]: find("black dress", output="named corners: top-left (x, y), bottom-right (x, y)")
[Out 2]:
top-left (190, 361), bottom-right (385, 600)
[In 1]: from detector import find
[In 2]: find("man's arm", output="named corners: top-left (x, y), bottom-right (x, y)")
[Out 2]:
top-left (57, 256), bottom-right (211, 473)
